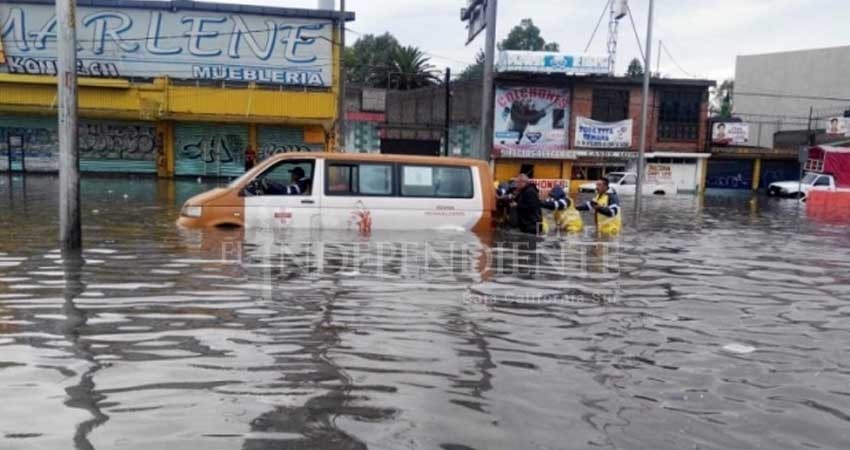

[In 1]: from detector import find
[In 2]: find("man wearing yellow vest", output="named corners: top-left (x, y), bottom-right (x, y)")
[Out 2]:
top-left (577, 178), bottom-right (622, 235)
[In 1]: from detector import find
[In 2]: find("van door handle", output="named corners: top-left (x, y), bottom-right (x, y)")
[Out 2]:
top-left (301, 199), bottom-right (315, 205)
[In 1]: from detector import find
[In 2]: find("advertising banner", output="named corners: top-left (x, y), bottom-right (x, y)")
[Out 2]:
top-left (493, 86), bottom-right (571, 159)
top-left (0, 3), bottom-right (333, 86)
top-left (496, 50), bottom-right (608, 75)
top-left (574, 117), bottom-right (633, 149)
top-left (712, 122), bottom-right (750, 145)
top-left (826, 117), bottom-right (850, 137)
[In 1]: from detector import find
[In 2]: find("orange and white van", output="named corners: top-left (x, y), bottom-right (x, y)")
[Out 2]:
top-left (177, 152), bottom-right (495, 232)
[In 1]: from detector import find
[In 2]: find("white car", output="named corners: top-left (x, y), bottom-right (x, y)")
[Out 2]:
top-left (579, 172), bottom-right (677, 195)
top-left (767, 173), bottom-right (835, 198)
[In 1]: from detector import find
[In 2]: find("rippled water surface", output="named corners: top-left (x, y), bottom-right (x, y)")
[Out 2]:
top-left (1, 175), bottom-right (850, 450)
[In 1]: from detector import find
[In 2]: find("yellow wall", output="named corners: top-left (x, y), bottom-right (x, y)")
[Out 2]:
top-left (0, 74), bottom-right (338, 127)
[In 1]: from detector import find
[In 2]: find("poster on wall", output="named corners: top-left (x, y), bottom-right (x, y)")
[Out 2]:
top-left (0, 3), bottom-right (332, 86)
top-left (493, 87), bottom-right (571, 159)
top-left (646, 164), bottom-right (672, 183)
top-left (712, 122), bottom-right (750, 145)
top-left (826, 117), bottom-right (850, 137)
top-left (574, 117), bottom-right (632, 148)
top-left (531, 178), bottom-right (570, 197)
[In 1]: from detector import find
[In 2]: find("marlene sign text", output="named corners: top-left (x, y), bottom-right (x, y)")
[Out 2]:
top-left (0, 3), bottom-right (332, 86)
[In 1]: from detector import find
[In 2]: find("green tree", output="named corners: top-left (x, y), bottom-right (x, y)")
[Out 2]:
top-left (626, 58), bottom-right (644, 77)
top-left (390, 45), bottom-right (439, 90)
top-left (498, 19), bottom-right (560, 51)
top-left (344, 32), bottom-right (400, 87)
top-left (712, 79), bottom-right (734, 118)
top-left (457, 49), bottom-right (485, 82)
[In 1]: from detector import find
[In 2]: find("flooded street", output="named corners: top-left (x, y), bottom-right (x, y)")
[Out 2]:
top-left (1, 175), bottom-right (850, 450)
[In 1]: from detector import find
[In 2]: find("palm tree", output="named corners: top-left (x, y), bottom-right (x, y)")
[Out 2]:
top-left (390, 46), bottom-right (439, 90)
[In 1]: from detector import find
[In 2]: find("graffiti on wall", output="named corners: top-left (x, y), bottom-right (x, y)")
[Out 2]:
top-left (0, 126), bottom-right (56, 159)
top-left (1, 120), bottom-right (158, 171)
top-left (178, 135), bottom-right (246, 164)
top-left (259, 143), bottom-right (314, 160)
top-left (79, 124), bottom-right (157, 160)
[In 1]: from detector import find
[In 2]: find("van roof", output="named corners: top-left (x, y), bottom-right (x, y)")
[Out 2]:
top-left (265, 152), bottom-right (490, 168)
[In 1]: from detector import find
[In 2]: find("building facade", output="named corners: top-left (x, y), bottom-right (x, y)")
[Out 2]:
top-left (735, 46), bottom-right (850, 148)
top-left (0, 0), bottom-right (352, 177)
top-left (703, 46), bottom-right (850, 190)
top-left (491, 73), bottom-right (714, 193)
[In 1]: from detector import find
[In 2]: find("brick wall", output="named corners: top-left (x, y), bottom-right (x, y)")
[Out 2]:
top-left (570, 82), bottom-right (710, 154)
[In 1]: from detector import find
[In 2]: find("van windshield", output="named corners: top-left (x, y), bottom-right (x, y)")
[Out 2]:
top-left (607, 173), bottom-right (625, 183)
top-left (227, 167), bottom-right (260, 189)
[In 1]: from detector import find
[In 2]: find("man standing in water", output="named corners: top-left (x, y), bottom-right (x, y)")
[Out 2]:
top-left (512, 173), bottom-right (542, 234)
top-left (577, 177), bottom-right (622, 235)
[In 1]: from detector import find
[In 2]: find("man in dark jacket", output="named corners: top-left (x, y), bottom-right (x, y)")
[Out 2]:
top-left (513, 173), bottom-right (542, 234)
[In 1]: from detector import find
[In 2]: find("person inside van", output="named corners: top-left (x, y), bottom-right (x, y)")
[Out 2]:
top-left (577, 177), bottom-right (621, 235)
top-left (512, 173), bottom-right (542, 234)
top-left (262, 166), bottom-right (311, 195)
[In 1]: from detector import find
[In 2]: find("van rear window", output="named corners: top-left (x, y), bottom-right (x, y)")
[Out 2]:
top-left (401, 165), bottom-right (474, 198)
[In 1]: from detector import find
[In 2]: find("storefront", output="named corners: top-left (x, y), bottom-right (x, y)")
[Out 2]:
top-left (0, 0), bottom-right (351, 177)
top-left (490, 57), bottom-right (714, 194)
top-left (708, 146), bottom-right (800, 190)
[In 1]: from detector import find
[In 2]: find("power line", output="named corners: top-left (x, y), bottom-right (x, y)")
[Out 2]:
top-left (659, 41), bottom-right (695, 78)
top-left (735, 91), bottom-right (850, 103)
top-left (625, 3), bottom-right (646, 64)
top-left (584, 0), bottom-right (611, 53)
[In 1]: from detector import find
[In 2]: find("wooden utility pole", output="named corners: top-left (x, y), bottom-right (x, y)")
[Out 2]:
top-left (57, 0), bottom-right (81, 250)
top-left (479, 0), bottom-right (497, 161)
top-left (444, 67), bottom-right (451, 157)
top-left (337, 0), bottom-right (346, 152)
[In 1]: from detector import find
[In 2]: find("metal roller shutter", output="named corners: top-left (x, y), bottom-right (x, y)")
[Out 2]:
top-left (174, 123), bottom-right (247, 178)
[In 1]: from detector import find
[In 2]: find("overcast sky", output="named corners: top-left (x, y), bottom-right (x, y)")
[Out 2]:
top-left (216, 0), bottom-right (850, 82)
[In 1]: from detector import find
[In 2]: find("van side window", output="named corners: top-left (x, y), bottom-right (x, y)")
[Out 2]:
top-left (247, 160), bottom-right (313, 196)
top-left (622, 174), bottom-right (637, 185)
top-left (326, 163), bottom-right (393, 196)
top-left (401, 165), bottom-right (474, 198)
top-left (814, 176), bottom-right (831, 187)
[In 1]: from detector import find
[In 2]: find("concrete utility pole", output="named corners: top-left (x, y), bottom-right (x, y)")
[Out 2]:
top-left (634, 0), bottom-right (654, 214)
top-left (479, 0), bottom-right (498, 161)
top-left (337, 0), bottom-right (346, 152)
top-left (57, 0), bottom-right (81, 250)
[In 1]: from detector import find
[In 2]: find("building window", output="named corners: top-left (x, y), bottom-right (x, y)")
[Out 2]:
top-left (591, 89), bottom-right (630, 122)
top-left (658, 90), bottom-right (702, 141)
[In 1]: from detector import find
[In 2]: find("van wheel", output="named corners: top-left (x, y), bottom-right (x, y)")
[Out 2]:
top-left (794, 192), bottom-right (805, 199)
top-left (653, 190), bottom-right (666, 196)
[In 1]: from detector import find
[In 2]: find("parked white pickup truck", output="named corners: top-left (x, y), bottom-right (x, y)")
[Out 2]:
top-left (579, 172), bottom-right (678, 195)
top-left (767, 172), bottom-right (836, 198)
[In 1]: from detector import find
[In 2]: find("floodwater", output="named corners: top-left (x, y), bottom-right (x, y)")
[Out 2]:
top-left (1, 174), bottom-right (850, 450)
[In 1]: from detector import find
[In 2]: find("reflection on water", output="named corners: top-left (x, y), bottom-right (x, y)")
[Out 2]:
top-left (2, 175), bottom-right (850, 450)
